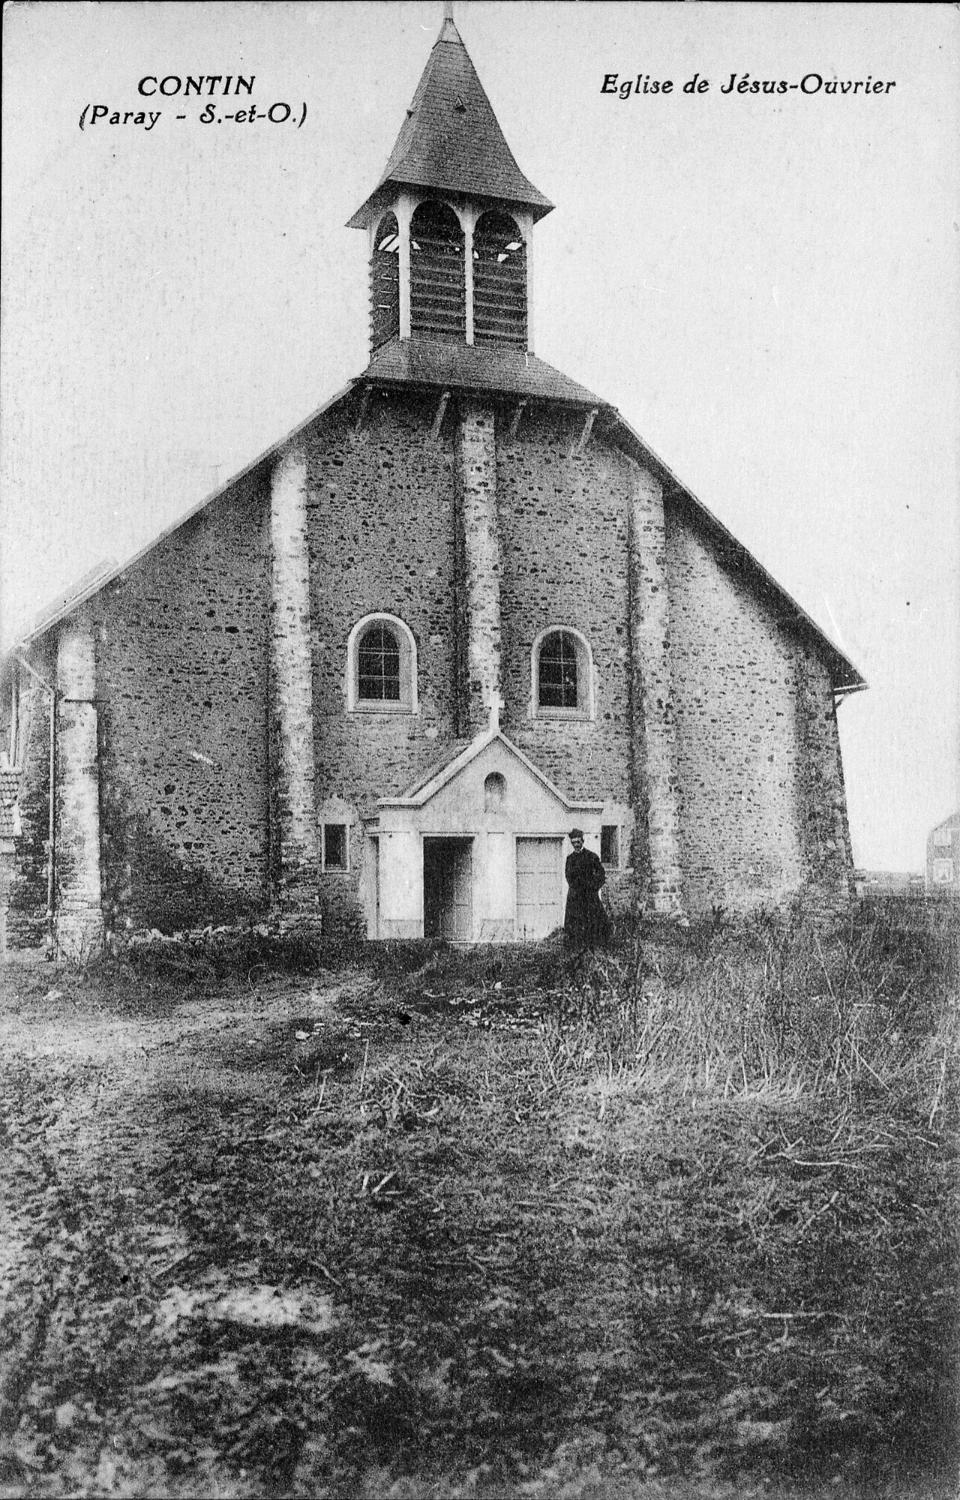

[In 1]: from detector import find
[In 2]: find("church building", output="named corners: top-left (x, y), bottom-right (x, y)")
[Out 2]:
top-left (1, 8), bottom-right (863, 956)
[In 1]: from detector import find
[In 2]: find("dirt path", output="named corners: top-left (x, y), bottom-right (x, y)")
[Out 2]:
top-left (0, 966), bottom-right (385, 1364)
top-left (0, 962), bottom-right (435, 1495)
top-left (0, 965), bottom-right (381, 1158)
top-left (0, 956), bottom-right (587, 1498)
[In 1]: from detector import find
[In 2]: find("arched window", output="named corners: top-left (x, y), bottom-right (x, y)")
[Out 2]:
top-left (484, 772), bottom-right (506, 810)
top-left (532, 628), bottom-right (594, 718)
top-left (473, 211), bottom-right (526, 348)
top-left (370, 212), bottom-right (400, 350)
top-left (539, 632), bottom-right (578, 708)
top-left (358, 623), bottom-right (400, 701)
top-left (410, 200), bottom-right (466, 340)
top-left (347, 614), bottom-right (418, 713)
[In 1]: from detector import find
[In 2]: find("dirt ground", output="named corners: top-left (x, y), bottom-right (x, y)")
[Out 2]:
top-left (0, 940), bottom-right (955, 1500)
top-left (0, 957), bottom-right (583, 1499)
top-left (0, 962), bottom-right (366, 1172)
top-left (0, 962), bottom-right (394, 1327)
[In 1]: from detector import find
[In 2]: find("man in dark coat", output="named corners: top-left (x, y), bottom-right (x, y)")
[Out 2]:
top-left (564, 829), bottom-right (610, 949)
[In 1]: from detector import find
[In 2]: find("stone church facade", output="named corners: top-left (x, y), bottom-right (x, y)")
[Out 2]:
top-left (1, 11), bottom-right (863, 956)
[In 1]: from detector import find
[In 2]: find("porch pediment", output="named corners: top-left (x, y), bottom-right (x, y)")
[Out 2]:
top-left (377, 726), bottom-right (602, 824)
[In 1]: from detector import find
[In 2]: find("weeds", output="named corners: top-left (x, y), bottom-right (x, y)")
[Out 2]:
top-left (543, 908), bottom-right (957, 1116)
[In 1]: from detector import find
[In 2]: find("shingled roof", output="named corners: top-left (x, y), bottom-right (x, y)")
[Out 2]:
top-left (347, 13), bottom-right (553, 230)
top-left (361, 336), bottom-right (602, 407)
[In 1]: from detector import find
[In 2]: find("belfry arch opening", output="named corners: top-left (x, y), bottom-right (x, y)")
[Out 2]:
top-left (473, 211), bottom-right (526, 348)
top-left (370, 212), bottom-right (400, 350)
top-left (410, 201), bottom-right (466, 340)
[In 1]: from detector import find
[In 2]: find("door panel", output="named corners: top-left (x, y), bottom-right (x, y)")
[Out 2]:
top-left (515, 837), bottom-right (563, 941)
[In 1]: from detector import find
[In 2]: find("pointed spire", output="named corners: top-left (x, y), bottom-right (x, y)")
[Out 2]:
top-left (347, 6), bottom-right (552, 229)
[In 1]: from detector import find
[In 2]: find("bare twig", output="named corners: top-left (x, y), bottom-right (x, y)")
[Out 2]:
top-left (358, 1038), bottom-right (370, 1098)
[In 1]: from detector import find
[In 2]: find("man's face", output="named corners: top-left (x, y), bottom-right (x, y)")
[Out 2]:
top-left (571, 836), bottom-right (584, 852)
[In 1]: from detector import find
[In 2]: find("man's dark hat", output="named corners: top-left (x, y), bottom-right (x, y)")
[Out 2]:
top-left (568, 827), bottom-right (584, 840)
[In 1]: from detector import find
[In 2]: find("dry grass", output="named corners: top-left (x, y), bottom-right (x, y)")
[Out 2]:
top-left (545, 906), bottom-right (956, 1113)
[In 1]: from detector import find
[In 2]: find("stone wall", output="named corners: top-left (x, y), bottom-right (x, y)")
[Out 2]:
top-left (627, 462), bottom-right (683, 915)
top-left (270, 444), bottom-right (320, 915)
top-left (664, 502), bottom-right (812, 914)
top-left (497, 410), bottom-right (634, 803)
top-left (0, 847), bottom-right (13, 957)
top-left (55, 615), bottom-right (104, 957)
top-left (5, 654), bottom-right (54, 949)
top-left (92, 477), bottom-right (271, 934)
top-left (302, 394), bottom-right (460, 926)
top-left (793, 644), bottom-right (856, 914)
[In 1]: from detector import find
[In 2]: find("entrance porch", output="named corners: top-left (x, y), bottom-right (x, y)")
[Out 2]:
top-left (365, 726), bottom-right (603, 944)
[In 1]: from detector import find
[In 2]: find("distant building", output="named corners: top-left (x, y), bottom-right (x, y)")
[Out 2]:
top-left (926, 813), bottom-right (960, 896)
top-left (854, 869), bottom-right (923, 898)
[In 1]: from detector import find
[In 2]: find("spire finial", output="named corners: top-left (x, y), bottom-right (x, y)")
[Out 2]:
top-left (443, 2), bottom-right (455, 22)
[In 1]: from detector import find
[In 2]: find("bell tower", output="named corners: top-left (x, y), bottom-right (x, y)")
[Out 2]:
top-left (347, 4), bottom-right (553, 355)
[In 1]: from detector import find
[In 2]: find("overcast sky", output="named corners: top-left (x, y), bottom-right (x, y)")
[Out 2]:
top-left (2, 1), bottom-right (958, 872)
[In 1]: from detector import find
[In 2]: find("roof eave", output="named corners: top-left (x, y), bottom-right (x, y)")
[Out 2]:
top-left (347, 177), bottom-right (554, 231)
top-left (357, 370), bottom-right (605, 413)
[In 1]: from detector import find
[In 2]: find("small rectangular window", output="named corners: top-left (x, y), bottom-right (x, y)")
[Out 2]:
top-left (933, 827), bottom-right (953, 848)
top-left (933, 858), bottom-right (954, 884)
top-left (323, 823), bottom-right (348, 872)
top-left (600, 824), bottom-right (620, 867)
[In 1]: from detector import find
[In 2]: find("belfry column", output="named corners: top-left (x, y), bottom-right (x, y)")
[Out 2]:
top-left (458, 402), bottom-right (503, 735)
top-left (396, 194), bottom-right (414, 340)
top-left (55, 614), bottom-right (104, 957)
top-left (628, 462), bottom-right (684, 917)
top-left (462, 205), bottom-right (477, 345)
top-left (516, 210), bottom-right (534, 354)
top-left (270, 443), bottom-right (320, 916)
